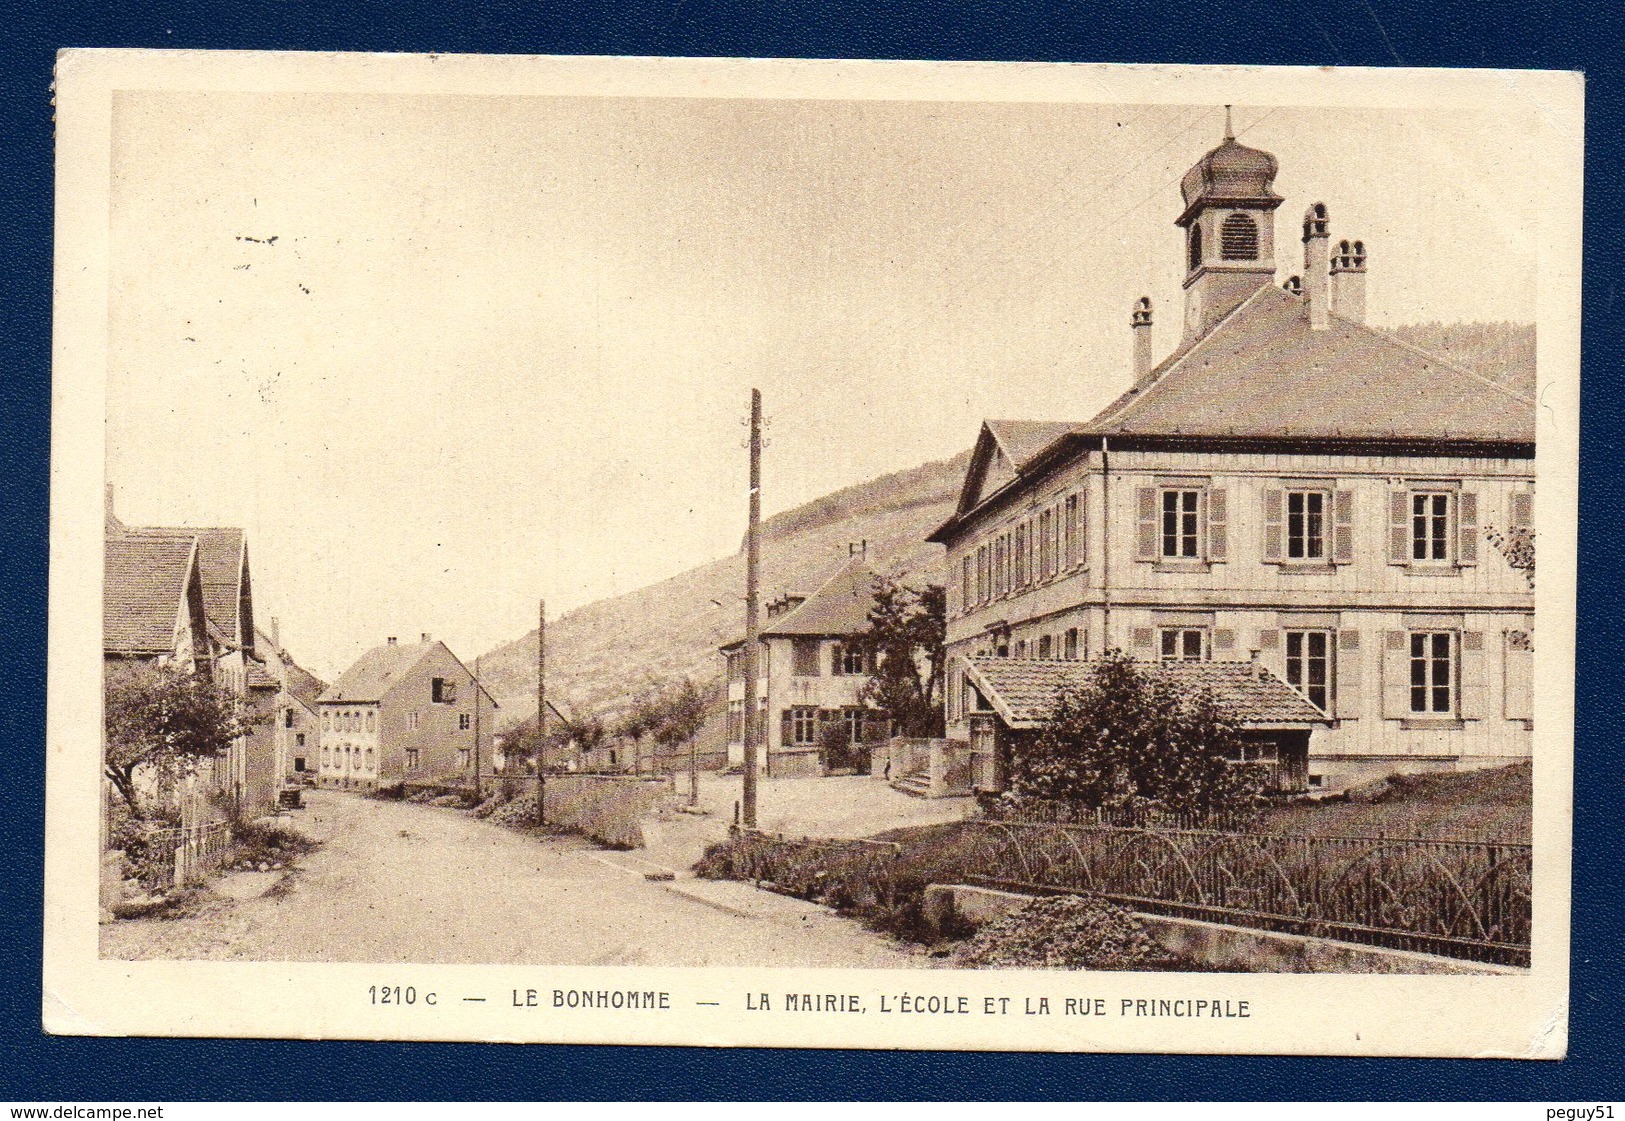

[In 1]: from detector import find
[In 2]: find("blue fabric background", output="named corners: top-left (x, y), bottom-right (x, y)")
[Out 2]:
top-left (3, 0), bottom-right (1620, 1101)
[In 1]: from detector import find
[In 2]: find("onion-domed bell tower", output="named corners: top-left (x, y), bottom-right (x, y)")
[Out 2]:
top-left (1175, 107), bottom-right (1284, 339)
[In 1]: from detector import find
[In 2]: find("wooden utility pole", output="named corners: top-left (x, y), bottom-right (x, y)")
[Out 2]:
top-left (741, 389), bottom-right (762, 830)
top-left (536, 598), bottom-right (546, 823)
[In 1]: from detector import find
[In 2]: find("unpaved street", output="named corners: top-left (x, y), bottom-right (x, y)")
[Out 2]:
top-left (100, 789), bottom-right (923, 968)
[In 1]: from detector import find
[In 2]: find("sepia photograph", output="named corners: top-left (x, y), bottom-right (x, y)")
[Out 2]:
top-left (44, 52), bottom-right (1580, 1053)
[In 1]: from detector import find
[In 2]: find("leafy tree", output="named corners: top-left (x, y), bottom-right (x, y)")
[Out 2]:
top-left (854, 576), bottom-right (946, 738)
top-left (1007, 652), bottom-right (1263, 818)
top-left (650, 678), bottom-right (708, 754)
top-left (103, 661), bottom-right (258, 818)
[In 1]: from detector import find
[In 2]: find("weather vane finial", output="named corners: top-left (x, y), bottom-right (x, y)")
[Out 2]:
top-left (1224, 104), bottom-right (1235, 140)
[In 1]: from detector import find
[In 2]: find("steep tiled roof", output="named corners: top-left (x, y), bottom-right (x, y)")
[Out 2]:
top-left (285, 664), bottom-right (327, 707)
top-left (104, 535), bottom-right (196, 655)
top-left (759, 557), bottom-right (878, 638)
top-left (320, 639), bottom-right (496, 705)
top-left (962, 655), bottom-right (1328, 730)
top-left (320, 641), bottom-right (439, 703)
top-left (1083, 284), bottom-right (1535, 443)
top-left (121, 526), bottom-right (250, 646)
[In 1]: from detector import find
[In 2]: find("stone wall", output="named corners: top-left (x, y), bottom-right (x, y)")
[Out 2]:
top-left (541, 773), bottom-right (673, 849)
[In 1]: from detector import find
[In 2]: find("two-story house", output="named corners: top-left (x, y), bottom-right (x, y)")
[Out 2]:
top-left (317, 634), bottom-right (496, 793)
top-left (720, 556), bottom-right (882, 777)
top-left (928, 121), bottom-right (1536, 794)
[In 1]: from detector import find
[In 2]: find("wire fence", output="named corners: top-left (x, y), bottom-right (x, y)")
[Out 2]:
top-left (716, 817), bottom-right (1531, 967)
top-left (959, 819), bottom-right (1531, 966)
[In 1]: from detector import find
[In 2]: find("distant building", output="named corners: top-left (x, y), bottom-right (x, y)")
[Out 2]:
top-left (317, 634), bottom-right (497, 792)
top-left (720, 556), bottom-right (883, 778)
top-left (254, 623), bottom-right (326, 783)
top-left (928, 119), bottom-right (1535, 795)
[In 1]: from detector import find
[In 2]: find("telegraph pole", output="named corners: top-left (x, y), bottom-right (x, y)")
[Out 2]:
top-left (741, 389), bottom-right (762, 830)
top-left (536, 598), bottom-right (546, 823)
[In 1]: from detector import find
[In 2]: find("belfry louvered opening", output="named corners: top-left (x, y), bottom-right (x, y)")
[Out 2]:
top-left (1220, 212), bottom-right (1259, 260)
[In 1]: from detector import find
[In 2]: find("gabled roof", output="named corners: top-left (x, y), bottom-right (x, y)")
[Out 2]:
top-left (761, 556), bottom-right (878, 638)
top-left (930, 284), bottom-right (1536, 544)
top-left (104, 534), bottom-right (199, 655)
top-left (1084, 284), bottom-right (1536, 443)
top-left (120, 526), bottom-right (253, 650)
top-left (961, 655), bottom-right (1328, 730)
top-left (284, 664), bottom-right (327, 708)
top-left (719, 557), bottom-right (879, 651)
top-left (947, 420), bottom-right (1083, 522)
top-left (319, 639), bottom-right (496, 706)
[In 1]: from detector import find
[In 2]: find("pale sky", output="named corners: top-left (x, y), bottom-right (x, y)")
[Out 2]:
top-left (105, 92), bottom-right (1540, 680)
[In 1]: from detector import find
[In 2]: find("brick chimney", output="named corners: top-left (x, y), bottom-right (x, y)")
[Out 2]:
top-left (1301, 203), bottom-right (1330, 331)
top-left (387, 636), bottom-right (397, 646)
top-left (421, 632), bottom-right (432, 643)
top-left (1330, 238), bottom-right (1367, 323)
top-left (1131, 297), bottom-right (1154, 380)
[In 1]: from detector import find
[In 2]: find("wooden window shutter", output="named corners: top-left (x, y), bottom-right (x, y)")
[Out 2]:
top-left (1457, 491), bottom-right (1479, 565)
top-left (1510, 490), bottom-right (1534, 532)
top-left (1388, 491), bottom-right (1410, 564)
top-left (1131, 627), bottom-right (1154, 651)
top-left (1135, 487), bottom-right (1158, 561)
top-left (1381, 630), bottom-right (1410, 717)
top-left (1503, 630), bottom-right (1534, 721)
top-left (1206, 487), bottom-right (1228, 561)
top-left (1078, 485), bottom-right (1089, 569)
top-left (1257, 628), bottom-right (1280, 650)
top-left (1335, 629), bottom-right (1362, 719)
top-left (1460, 630), bottom-right (1487, 717)
top-left (1213, 628), bottom-right (1235, 653)
top-left (1333, 489), bottom-right (1355, 563)
top-left (1262, 488), bottom-right (1285, 561)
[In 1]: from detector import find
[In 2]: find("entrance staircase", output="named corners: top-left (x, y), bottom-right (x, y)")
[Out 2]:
top-left (890, 769), bottom-right (932, 798)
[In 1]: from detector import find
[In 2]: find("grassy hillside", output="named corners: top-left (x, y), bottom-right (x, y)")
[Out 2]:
top-left (477, 320), bottom-right (1533, 733)
top-left (476, 449), bottom-right (967, 729)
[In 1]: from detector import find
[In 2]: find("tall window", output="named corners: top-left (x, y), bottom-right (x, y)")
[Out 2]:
top-left (1014, 639), bottom-right (1028, 658)
top-left (1220, 213), bottom-right (1259, 260)
top-left (1159, 628), bottom-right (1208, 662)
top-left (976, 545), bottom-right (989, 603)
top-left (1161, 489), bottom-right (1201, 559)
top-left (1037, 634), bottom-right (1052, 659)
top-left (1013, 523), bottom-right (1028, 586)
top-left (994, 536), bottom-right (1007, 596)
top-left (1287, 490), bottom-right (1328, 560)
top-left (727, 699), bottom-right (744, 743)
top-left (961, 556), bottom-right (972, 613)
top-left (790, 706), bottom-right (819, 746)
top-left (1285, 630), bottom-right (1332, 711)
top-left (1410, 632), bottom-right (1455, 714)
top-left (457, 748), bottom-right (471, 769)
top-left (1063, 628), bottom-right (1079, 660)
top-left (406, 748), bottom-right (420, 770)
top-left (407, 710), bottom-right (419, 731)
top-left (843, 707), bottom-right (865, 746)
top-left (432, 677), bottom-right (458, 704)
top-left (1188, 225), bottom-right (1203, 270)
top-left (835, 643), bottom-right (867, 675)
top-left (1037, 509), bottom-right (1053, 578)
top-left (459, 713), bottom-right (471, 730)
top-left (1412, 492), bottom-right (1453, 561)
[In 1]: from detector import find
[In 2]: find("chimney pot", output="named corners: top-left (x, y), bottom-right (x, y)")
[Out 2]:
top-left (1330, 236), bottom-right (1368, 324)
top-left (1131, 297), bottom-right (1154, 381)
top-left (387, 636), bottom-right (397, 646)
top-left (421, 632), bottom-right (431, 643)
top-left (1302, 203), bottom-right (1330, 331)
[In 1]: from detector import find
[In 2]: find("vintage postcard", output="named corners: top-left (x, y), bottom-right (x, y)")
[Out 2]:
top-left (45, 51), bottom-right (1580, 1055)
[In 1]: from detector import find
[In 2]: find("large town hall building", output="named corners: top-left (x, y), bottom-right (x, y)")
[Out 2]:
top-left (929, 120), bottom-right (1535, 793)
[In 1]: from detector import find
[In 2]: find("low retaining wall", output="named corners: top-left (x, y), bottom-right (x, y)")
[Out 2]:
top-left (542, 773), bottom-right (673, 849)
top-left (921, 884), bottom-right (1522, 975)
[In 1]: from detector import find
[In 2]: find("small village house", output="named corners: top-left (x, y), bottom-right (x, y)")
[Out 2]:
top-left (104, 488), bottom-right (284, 821)
top-left (317, 634), bottom-right (497, 792)
top-left (720, 555), bottom-right (883, 777)
top-left (928, 117), bottom-right (1536, 795)
top-left (254, 622), bottom-right (326, 784)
